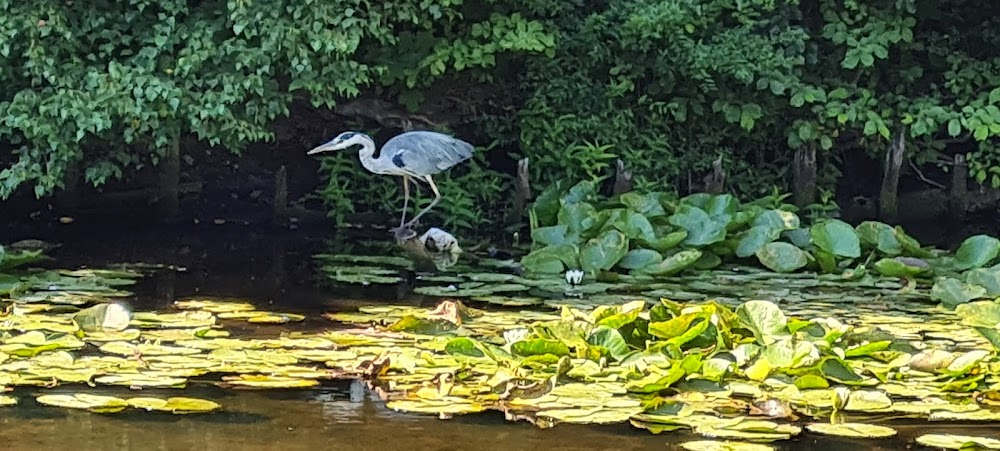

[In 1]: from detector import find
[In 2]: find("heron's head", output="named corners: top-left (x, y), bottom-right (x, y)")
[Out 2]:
top-left (307, 131), bottom-right (367, 155)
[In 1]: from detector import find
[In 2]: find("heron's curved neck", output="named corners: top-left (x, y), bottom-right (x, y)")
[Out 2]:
top-left (355, 135), bottom-right (381, 173)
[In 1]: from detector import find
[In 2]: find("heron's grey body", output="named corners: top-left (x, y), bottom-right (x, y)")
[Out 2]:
top-left (307, 130), bottom-right (474, 236)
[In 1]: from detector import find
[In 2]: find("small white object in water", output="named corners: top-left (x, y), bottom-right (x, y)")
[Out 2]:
top-left (565, 269), bottom-right (584, 285)
top-left (420, 228), bottom-right (461, 254)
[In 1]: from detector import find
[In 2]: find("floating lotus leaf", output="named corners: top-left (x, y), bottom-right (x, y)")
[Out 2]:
top-left (386, 397), bottom-right (487, 415)
top-left (36, 393), bottom-right (129, 413)
top-left (245, 313), bottom-right (306, 324)
top-left (681, 441), bottom-right (775, 451)
top-left (915, 434), bottom-right (1000, 449)
top-left (80, 329), bottom-right (141, 342)
top-left (131, 311), bottom-right (216, 329)
top-left (94, 373), bottom-right (188, 388)
top-left (470, 296), bottom-right (544, 307)
top-left (929, 409), bottom-right (1000, 421)
top-left (804, 423), bottom-right (897, 438)
top-left (537, 405), bottom-right (643, 424)
top-left (99, 341), bottom-right (202, 356)
top-left (173, 298), bottom-right (256, 312)
top-left (217, 311), bottom-right (272, 320)
top-left (141, 328), bottom-right (230, 341)
top-left (219, 374), bottom-right (320, 388)
top-left (0, 395), bottom-right (16, 406)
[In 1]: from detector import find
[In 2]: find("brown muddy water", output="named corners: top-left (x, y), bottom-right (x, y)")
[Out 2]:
top-left (1, 226), bottom-right (997, 450)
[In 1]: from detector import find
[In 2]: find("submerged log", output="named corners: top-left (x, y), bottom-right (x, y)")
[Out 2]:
top-left (792, 144), bottom-right (817, 208)
top-left (878, 128), bottom-right (906, 223)
top-left (949, 154), bottom-right (968, 222)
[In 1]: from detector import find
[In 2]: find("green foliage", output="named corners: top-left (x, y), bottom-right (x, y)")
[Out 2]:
top-left (0, 0), bottom-right (553, 203)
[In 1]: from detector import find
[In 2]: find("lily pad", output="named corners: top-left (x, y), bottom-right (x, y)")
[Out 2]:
top-left (805, 423), bottom-right (896, 438)
top-left (915, 434), bottom-right (1000, 449)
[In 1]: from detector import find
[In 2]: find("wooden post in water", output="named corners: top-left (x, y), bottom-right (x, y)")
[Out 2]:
top-left (792, 143), bottom-right (817, 208)
top-left (612, 159), bottom-right (633, 195)
top-left (273, 165), bottom-right (288, 225)
top-left (949, 154), bottom-right (968, 222)
top-left (878, 128), bottom-right (906, 223)
top-left (506, 158), bottom-right (531, 227)
top-left (157, 136), bottom-right (181, 223)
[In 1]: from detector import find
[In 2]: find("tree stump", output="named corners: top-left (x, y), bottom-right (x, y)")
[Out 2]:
top-left (792, 144), bottom-right (817, 208)
top-left (878, 128), bottom-right (906, 223)
top-left (157, 136), bottom-right (181, 223)
top-left (949, 154), bottom-right (968, 222)
top-left (612, 159), bottom-right (633, 195)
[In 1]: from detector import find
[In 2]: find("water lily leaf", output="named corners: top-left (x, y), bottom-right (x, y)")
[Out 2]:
top-left (387, 316), bottom-right (459, 335)
top-left (98, 341), bottom-right (202, 356)
top-left (915, 434), bottom-right (1000, 449)
top-left (532, 225), bottom-right (569, 246)
top-left (966, 268), bottom-right (1000, 295)
top-left (642, 249), bottom-right (702, 276)
top-left (521, 247), bottom-right (568, 274)
top-left (538, 405), bottom-right (643, 424)
top-left (444, 337), bottom-right (489, 361)
top-left (736, 301), bottom-right (787, 343)
top-left (855, 221), bottom-right (903, 255)
top-left (0, 395), bottom-right (16, 406)
top-left (753, 210), bottom-right (799, 231)
top-left (843, 390), bottom-right (892, 411)
top-left (219, 375), bottom-right (320, 389)
top-left (580, 229), bottom-right (629, 272)
top-left (36, 394), bottom-right (128, 413)
top-left (805, 423), bottom-right (896, 438)
top-left (754, 242), bottom-right (808, 273)
top-left (819, 358), bottom-right (862, 383)
top-left (931, 278), bottom-right (988, 308)
top-left (512, 339), bottom-right (570, 358)
top-left (680, 441), bottom-right (774, 451)
top-left (954, 235), bottom-right (1000, 270)
top-left (873, 257), bottom-right (928, 278)
top-left (793, 374), bottom-right (829, 389)
top-left (94, 373), bottom-right (188, 388)
top-left (386, 398), bottom-right (487, 415)
top-left (736, 226), bottom-right (782, 258)
top-left (810, 219), bottom-right (861, 258)
top-left (173, 298), bottom-right (256, 313)
top-left (618, 249), bottom-right (663, 270)
top-left (587, 326), bottom-right (631, 361)
top-left (245, 313), bottom-right (306, 324)
top-left (669, 205), bottom-right (728, 247)
top-left (644, 231), bottom-right (689, 253)
top-left (131, 311), bottom-right (216, 329)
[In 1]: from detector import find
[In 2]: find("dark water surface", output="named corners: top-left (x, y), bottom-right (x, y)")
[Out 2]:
top-left (0, 225), bottom-right (995, 450)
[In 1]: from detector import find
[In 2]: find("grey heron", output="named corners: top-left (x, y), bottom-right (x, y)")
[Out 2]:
top-left (307, 130), bottom-right (474, 237)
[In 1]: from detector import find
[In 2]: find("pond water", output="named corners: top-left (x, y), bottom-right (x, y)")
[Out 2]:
top-left (3, 225), bottom-right (999, 450)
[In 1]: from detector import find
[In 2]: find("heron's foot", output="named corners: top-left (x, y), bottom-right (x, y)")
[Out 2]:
top-left (390, 226), bottom-right (418, 242)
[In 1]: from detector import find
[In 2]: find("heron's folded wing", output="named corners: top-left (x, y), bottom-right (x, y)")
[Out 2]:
top-left (386, 132), bottom-right (474, 176)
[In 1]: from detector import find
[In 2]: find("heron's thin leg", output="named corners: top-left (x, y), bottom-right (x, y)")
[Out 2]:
top-left (399, 175), bottom-right (410, 228)
top-left (405, 175), bottom-right (441, 227)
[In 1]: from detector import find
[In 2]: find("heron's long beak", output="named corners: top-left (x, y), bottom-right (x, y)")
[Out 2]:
top-left (307, 142), bottom-right (335, 155)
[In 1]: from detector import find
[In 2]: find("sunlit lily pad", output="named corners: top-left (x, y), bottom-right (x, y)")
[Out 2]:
top-left (0, 395), bottom-right (16, 406)
top-left (98, 341), bottom-right (202, 356)
top-left (681, 441), bottom-right (774, 451)
top-left (219, 374), bottom-right (320, 388)
top-left (245, 313), bottom-right (306, 324)
top-left (915, 434), bottom-right (1000, 449)
top-left (174, 298), bottom-right (256, 313)
top-left (804, 423), bottom-right (897, 438)
top-left (94, 373), bottom-right (188, 388)
top-left (36, 393), bottom-right (129, 413)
